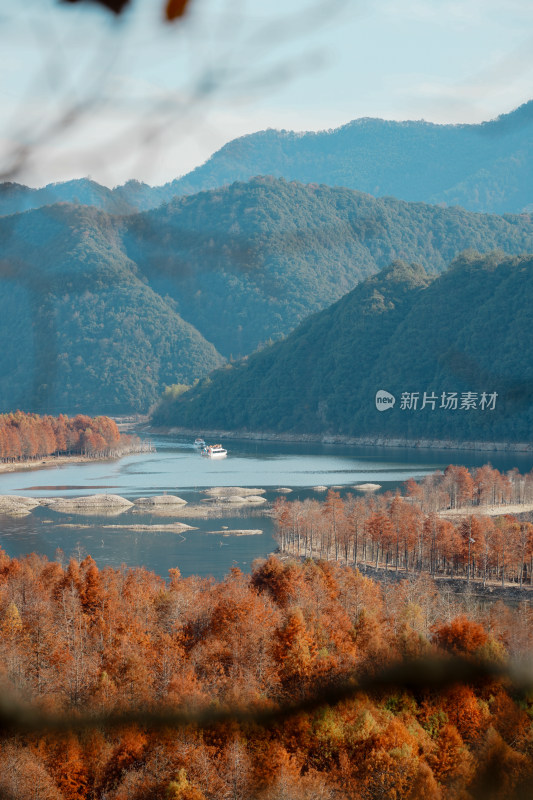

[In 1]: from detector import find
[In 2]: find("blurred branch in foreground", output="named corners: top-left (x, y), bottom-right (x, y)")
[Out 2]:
top-left (0, 654), bottom-right (531, 735)
top-left (1, 655), bottom-right (532, 799)
top-left (0, 0), bottom-right (349, 185)
top-left (63, 0), bottom-right (191, 22)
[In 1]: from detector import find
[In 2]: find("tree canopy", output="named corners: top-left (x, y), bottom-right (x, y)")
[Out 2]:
top-left (154, 251), bottom-right (533, 444)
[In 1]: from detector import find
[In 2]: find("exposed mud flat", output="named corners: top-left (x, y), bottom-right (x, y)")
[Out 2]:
top-left (55, 521), bottom-right (195, 532)
top-left (164, 503), bottom-right (268, 519)
top-left (55, 523), bottom-right (93, 529)
top-left (203, 487), bottom-right (266, 497)
top-left (0, 455), bottom-right (104, 474)
top-left (0, 495), bottom-right (41, 515)
top-left (0, 490), bottom-right (270, 523)
top-left (201, 494), bottom-right (267, 505)
top-left (49, 495), bottom-right (133, 513)
top-left (439, 503), bottom-right (533, 519)
top-left (133, 495), bottom-right (187, 506)
top-left (206, 529), bottom-right (263, 536)
top-left (101, 522), bottom-right (196, 533)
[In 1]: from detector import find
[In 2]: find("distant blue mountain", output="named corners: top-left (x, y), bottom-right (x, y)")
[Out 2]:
top-left (1, 102), bottom-right (531, 216)
top-left (0, 178), bottom-right (167, 217)
top-left (170, 102), bottom-right (533, 214)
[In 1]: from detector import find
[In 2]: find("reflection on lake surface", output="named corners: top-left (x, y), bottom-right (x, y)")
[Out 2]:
top-left (1, 434), bottom-right (532, 579)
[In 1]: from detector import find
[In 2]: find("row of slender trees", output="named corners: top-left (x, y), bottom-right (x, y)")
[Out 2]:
top-left (274, 472), bottom-right (533, 587)
top-left (0, 411), bottom-right (136, 461)
top-left (0, 551), bottom-right (532, 799)
top-left (405, 464), bottom-right (533, 512)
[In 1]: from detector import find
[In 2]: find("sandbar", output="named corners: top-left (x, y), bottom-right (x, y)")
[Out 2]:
top-left (206, 529), bottom-right (263, 536)
top-left (203, 487), bottom-right (266, 497)
top-left (134, 495), bottom-right (187, 506)
top-left (48, 495), bottom-right (133, 514)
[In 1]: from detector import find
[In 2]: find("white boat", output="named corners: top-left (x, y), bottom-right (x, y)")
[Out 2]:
top-left (201, 443), bottom-right (227, 459)
top-left (194, 438), bottom-right (206, 448)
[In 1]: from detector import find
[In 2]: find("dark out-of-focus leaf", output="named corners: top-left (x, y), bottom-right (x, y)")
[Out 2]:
top-left (61, 0), bottom-right (131, 15)
top-left (165, 0), bottom-right (191, 22)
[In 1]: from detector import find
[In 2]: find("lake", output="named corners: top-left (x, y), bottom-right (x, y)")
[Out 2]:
top-left (0, 434), bottom-right (532, 579)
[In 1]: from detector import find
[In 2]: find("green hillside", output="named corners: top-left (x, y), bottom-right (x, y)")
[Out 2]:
top-left (153, 252), bottom-right (533, 443)
top-left (0, 204), bottom-right (223, 415)
top-left (170, 101), bottom-right (533, 214)
top-left (1, 179), bottom-right (532, 416)
top-left (0, 177), bottom-right (182, 218)
top-left (127, 178), bottom-right (533, 357)
top-left (172, 103), bottom-right (533, 214)
top-left (0, 178), bottom-right (137, 217)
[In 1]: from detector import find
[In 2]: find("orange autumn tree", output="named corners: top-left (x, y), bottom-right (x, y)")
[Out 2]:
top-left (0, 551), bottom-right (532, 799)
top-left (432, 615), bottom-right (488, 656)
top-left (274, 465), bottom-right (533, 587)
top-left (0, 411), bottom-right (136, 461)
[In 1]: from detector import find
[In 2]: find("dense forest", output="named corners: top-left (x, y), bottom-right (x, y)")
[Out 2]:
top-left (1, 101), bottom-right (531, 216)
top-left (274, 464), bottom-right (533, 587)
top-left (0, 203), bottom-right (223, 415)
top-left (171, 101), bottom-right (533, 215)
top-left (0, 177), bottom-right (178, 218)
top-left (0, 179), bottom-right (139, 218)
top-left (125, 178), bottom-right (532, 358)
top-left (154, 251), bottom-right (533, 443)
top-left (0, 181), bottom-right (532, 415)
top-left (0, 549), bottom-right (532, 799)
top-left (0, 411), bottom-right (135, 461)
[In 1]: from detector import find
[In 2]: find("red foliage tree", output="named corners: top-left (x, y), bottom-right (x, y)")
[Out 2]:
top-left (433, 615), bottom-right (488, 655)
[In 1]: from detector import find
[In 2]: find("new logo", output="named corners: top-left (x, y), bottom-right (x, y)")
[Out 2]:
top-left (375, 390), bottom-right (396, 411)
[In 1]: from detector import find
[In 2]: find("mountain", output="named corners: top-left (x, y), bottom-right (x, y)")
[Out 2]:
top-left (126, 178), bottom-right (533, 358)
top-left (0, 178), bottom-right (136, 217)
top-left (1, 179), bottom-right (532, 415)
top-left (153, 251), bottom-right (533, 444)
top-left (0, 178), bottom-right (186, 217)
top-left (170, 103), bottom-right (533, 214)
top-left (0, 204), bottom-right (223, 415)
top-left (2, 102), bottom-right (532, 216)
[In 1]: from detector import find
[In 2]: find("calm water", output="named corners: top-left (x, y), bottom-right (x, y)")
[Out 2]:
top-left (1, 434), bottom-right (532, 579)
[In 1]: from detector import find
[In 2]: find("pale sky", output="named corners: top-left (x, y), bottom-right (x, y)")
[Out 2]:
top-left (1, 0), bottom-right (532, 187)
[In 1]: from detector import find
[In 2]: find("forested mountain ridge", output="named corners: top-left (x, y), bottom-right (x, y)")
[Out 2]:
top-left (126, 178), bottom-right (533, 357)
top-left (1, 101), bottom-right (531, 216)
top-left (170, 101), bottom-right (533, 214)
top-left (0, 177), bottom-right (178, 217)
top-left (1, 179), bottom-right (532, 415)
top-left (153, 251), bottom-right (533, 443)
top-left (0, 203), bottom-right (223, 415)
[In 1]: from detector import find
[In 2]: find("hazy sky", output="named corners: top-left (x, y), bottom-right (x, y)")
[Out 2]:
top-left (1, 0), bottom-right (532, 186)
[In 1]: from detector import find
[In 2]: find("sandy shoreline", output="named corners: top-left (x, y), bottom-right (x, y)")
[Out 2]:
top-left (0, 454), bottom-right (117, 474)
top-left (157, 426), bottom-right (533, 454)
top-left (438, 503), bottom-right (533, 519)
